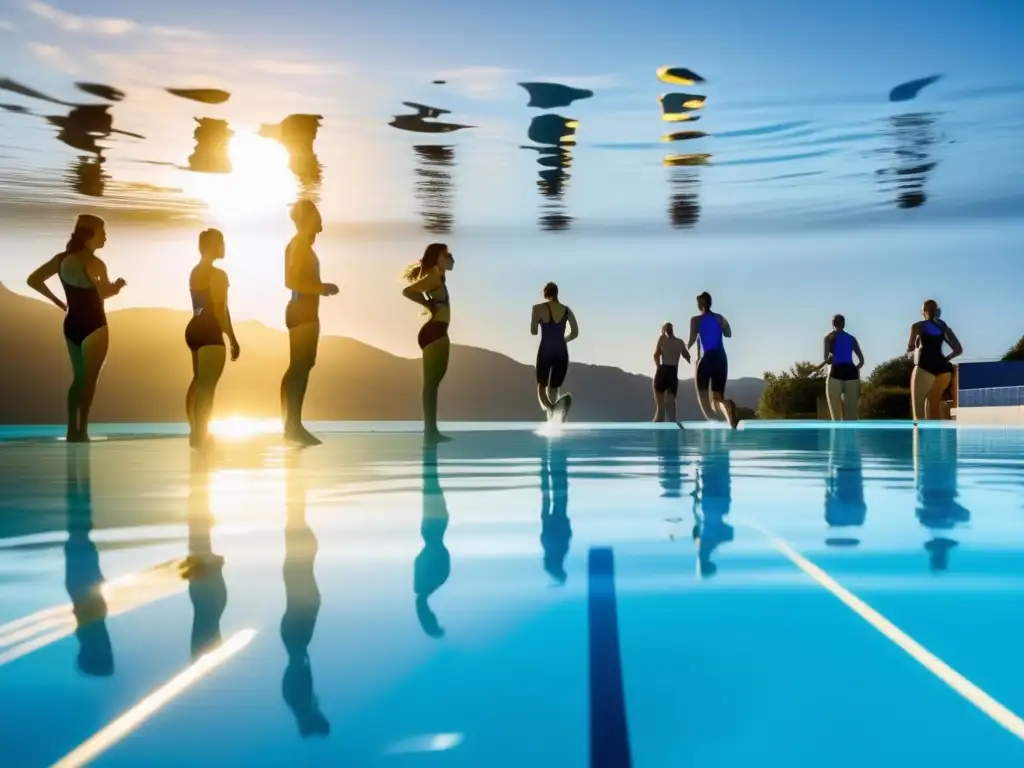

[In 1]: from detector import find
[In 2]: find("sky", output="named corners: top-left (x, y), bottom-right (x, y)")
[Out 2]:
top-left (0, 0), bottom-right (1023, 379)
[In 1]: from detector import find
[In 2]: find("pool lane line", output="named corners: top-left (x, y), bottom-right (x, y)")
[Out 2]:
top-left (746, 521), bottom-right (1024, 742)
top-left (588, 547), bottom-right (633, 767)
top-left (51, 628), bottom-right (258, 768)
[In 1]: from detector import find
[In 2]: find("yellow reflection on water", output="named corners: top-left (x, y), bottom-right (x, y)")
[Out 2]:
top-left (209, 417), bottom-right (284, 440)
top-left (181, 131), bottom-right (298, 223)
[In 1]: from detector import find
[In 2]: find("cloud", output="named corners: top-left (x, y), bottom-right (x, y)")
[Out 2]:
top-left (246, 59), bottom-right (345, 77)
top-left (27, 41), bottom-right (78, 75)
top-left (25, 1), bottom-right (137, 35)
top-left (434, 66), bottom-right (517, 100)
top-left (0, 20), bottom-right (15, 32)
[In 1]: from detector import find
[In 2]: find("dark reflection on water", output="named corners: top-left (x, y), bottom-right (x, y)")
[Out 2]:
top-left (658, 66), bottom-right (706, 85)
top-left (75, 83), bottom-right (125, 102)
top-left (660, 66), bottom-right (710, 229)
top-left (415, 448), bottom-right (450, 638)
top-left (260, 114), bottom-right (324, 201)
top-left (660, 93), bottom-right (706, 121)
top-left (188, 117), bottom-right (234, 174)
top-left (46, 104), bottom-right (143, 198)
top-left (877, 112), bottom-right (940, 209)
top-left (389, 102), bottom-right (471, 133)
top-left (166, 88), bottom-right (231, 105)
top-left (519, 82), bottom-right (593, 109)
top-left (0, 77), bottom-right (69, 106)
top-left (889, 75), bottom-right (942, 103)
top-left (540, 442), bottom-right (572, 584)
top-left (525, 113), bottom-right (578, 231)
top-left (412, 144), bottom-right (455, 234)
top-left (914, 428), bottom-right (968, 572)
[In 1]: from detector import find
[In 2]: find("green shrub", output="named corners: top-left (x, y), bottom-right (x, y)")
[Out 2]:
top-left (859, 384), bottom-right (911, 419)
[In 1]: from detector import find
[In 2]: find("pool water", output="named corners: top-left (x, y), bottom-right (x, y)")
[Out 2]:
top-left (1, 422), bottom-right (1023, 767)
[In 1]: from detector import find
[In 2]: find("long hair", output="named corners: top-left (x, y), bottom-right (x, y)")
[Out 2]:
top-left (63, 214), bottom-right (104, 255)
top-left (403, 242), bottom-right (448, 283)
top-left (662, 322), bottom-right (674, 337)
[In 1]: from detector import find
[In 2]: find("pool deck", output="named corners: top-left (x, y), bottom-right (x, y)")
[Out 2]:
top-left (1, 422), bottom-right (1023, 767)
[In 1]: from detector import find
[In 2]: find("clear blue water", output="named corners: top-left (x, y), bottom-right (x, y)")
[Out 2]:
top-left (2, 422), bottom-right (1023, 766)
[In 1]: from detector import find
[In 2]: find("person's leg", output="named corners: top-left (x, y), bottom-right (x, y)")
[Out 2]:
top-left (192, 346), bottom-right (226, 449)
top-left (284, 323), bottom-right (321, 443)
top-left (711, 357), bottom-right (738, 427)
top-left (64, 338), bottom-right (85, 441)
top-left (76, 328), bottom-right (110, 441)
top-left (927, 373), bottom-right (952, 420)
top-left (665, 391), bottom-right (677, 423)
top-left (186, 350), bottom-right (199, 435)
top-left (826, 377), bottom-right (843, 421)
top-left (536, 357), bottom-right (554, 412)
top-left (423, 337), bottom-right (451, 442)
top-left (694, 362), bottom-right (716, 420)
top-left (910, 366), bottom-right (935, 422)
top-left (546, 357), bottom-right (568, 414)
top-left (653, 388), bottom-right (665, 422)
top-left (843, 379), bottom-right (860, 421)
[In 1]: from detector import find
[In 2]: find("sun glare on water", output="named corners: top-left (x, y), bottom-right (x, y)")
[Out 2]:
top-left (208, 417), bottom-right (283, 440)
top-left (182, 131), bottom-right (298, 224)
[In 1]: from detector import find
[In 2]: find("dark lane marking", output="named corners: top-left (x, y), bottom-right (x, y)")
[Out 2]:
top-left (588, 547), bottom-right (632, 767)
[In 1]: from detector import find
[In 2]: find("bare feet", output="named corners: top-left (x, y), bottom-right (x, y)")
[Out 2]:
top-left (724, 399), bottom-right (740, 429)
top-left (285, 423), bottom-right (322, 446)
top-left (424, 431), bottom-right (453, 446)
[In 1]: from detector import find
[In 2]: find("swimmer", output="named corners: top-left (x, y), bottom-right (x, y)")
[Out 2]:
top-left (907, 299), bottom-right (962, 421)
top-left (815, 314), bottom-right (864, 421)
top-left (27, 214), bottom-right (126, 442)
top-left (530, 282), bottom-right (579, 418)
top-left (185, 229), bottom-right (240, 450)
top-left (281, 200), bottom-right (338, 446)
top-left (402, 243), bottom-right (456, 444)
top-left (652, 322), bottom-right (691, 422)
top-left (687, 291), bottom-right (739, 428)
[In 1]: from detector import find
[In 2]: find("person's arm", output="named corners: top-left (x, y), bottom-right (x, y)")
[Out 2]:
top-left (286, 244), bottom-right (336, 296)
top-left (686, 316), bottom-right (699, 350)
top-left (680, 338), bottom-right (692, 363)
top-left (813, 333), bottom-right (833, 373)
top-left (718, 314), bottom-right (732, 338)
top-left (565, 308), bottom-right (579, 342)
top-left (942, 325), bottom-right (964, 361)
top-left (85, 257), bottom-right (125, 299)
top-left (906, 323), bottom-right (920, 357)
top-left (402, 268), bottom-right (440, 309)
top-left (653, 338), bottom-right (663, 365)
top-left (852, 337), bottom-right (865, 369)
top-left (210, 270), bottom-right (239, 359)
top-left (26, 254), bottom-right (67, 311)
top-left (530, 305), bottom-right (540, 336)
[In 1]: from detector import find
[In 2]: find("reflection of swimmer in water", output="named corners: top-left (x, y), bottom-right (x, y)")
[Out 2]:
top-left (687, 292), bottom-right (739, 428)
top-left (914, 428), bottom-right (969, 572)
top-left (657, 428), bottom-right (684, 499)
top-left (540, 443), bottom-right (572, 584)
top-left (415, 448), bottom-right (451, 637)
top-left (403, 244), bottom-right (456, 444)
top-left (185, 229), bottom-right (240, 451)
top-left (652, 322), bottom-right (691, 422)
top-left (64, 447), bottom-right (114, 676)
top-left (182, 451), bottom-right (227, 659)
top-left (907, 300), bottom-right (962, 422)
top-left (281, 452), bottom-right (329, 737)
top-left (691, 432), bottom-right (733, 577)
top-left (281, 200), bottom-right (339, 447)
top-left (530, 282), bottom-right (579, 419)
top-left (824, 430), bottom-right (867, 547)
top-left (815, 314), bottom-right (865, 422)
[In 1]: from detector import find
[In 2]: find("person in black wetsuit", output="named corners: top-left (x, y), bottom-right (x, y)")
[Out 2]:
top-left (907, 299), bottom-right (963, 421)
top-left (27, 214), bottom-right (126, 441)
top-left (530, 282), bottom-right (579, 418)
top-left (402, 243), bottom-right (455, 444)
top-left (185, 229), bottom-right (240, 450)
top-left (815, 314), bottom-right (865, 421)
top-left (281, 200), bottom-right (338, 446)
top-left (686, 291), bottom-right (739, 428)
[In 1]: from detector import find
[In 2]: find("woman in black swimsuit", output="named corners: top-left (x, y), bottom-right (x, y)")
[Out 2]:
top-left (402, 243), bottom-right (455, 444)
top-left (185, 229), bottom-right (240, 450)
top-left (27, 214), bottom-right (126, 441)
top-left (281, 200), bottom-right (338, 446)
top-left (907, 299), bottom-right (962, 421)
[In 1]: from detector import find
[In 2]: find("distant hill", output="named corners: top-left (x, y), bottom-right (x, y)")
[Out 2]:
top-left (0, 282), bottom-right (763, 424)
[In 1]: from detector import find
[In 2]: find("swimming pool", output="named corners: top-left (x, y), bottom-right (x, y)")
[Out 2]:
top-left (1, 422), bottom-right (1023, 767)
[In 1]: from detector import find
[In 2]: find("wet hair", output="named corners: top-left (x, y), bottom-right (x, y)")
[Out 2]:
top-left (922, 299), bottom-right (938, 319)
top-left (662, 322), bottom-right (674, 337)
top-left (832, 314), bottom-right (846, 330)
top-left (63, 214), bottom-right (104, 255)
top-left (198, 228), bottom-right (224, 257)
top-left (290, 199), bottom-right (319, 230)
top-left (543, 282), bottom-right (559, 300)
top-left (696, 291), bottom-right (712, 311)
top-left (403, 242), bottom-right (449, 282)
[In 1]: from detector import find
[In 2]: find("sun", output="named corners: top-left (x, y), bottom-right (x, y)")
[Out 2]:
top-left (180, 130), bottom-right (299, 225)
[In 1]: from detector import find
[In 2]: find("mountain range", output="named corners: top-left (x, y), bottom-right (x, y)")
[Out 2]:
top-left (0, 281), bottom-right (763, 424)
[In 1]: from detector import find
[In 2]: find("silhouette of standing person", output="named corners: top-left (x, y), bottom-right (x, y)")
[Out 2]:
top-left (281, 200), bottom-right (338, 446)
top-left (415, 447), bottom-right (451, 637)
top-left (402, 243), bottom-right (456, 444)
top-left (64, 447), bottom-right (114, 675)
top-left (27, 214), bottom-right (127, 441)
top-left (185, 229), bottom-right (240, 450)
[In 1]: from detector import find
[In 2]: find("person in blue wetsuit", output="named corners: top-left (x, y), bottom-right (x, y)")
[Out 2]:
top-left (686, 291), bottom-right (739, 428)
top-left (27, 214), bottom-right (127, 442)
top-left (907, 299), bottom-right (962, 421)
top-left (185, 229), bottom-right (240, 450)
top-left (530, 282), bottom-right (579, 418)
top-left (815, 314), bottom-right (865, 421)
